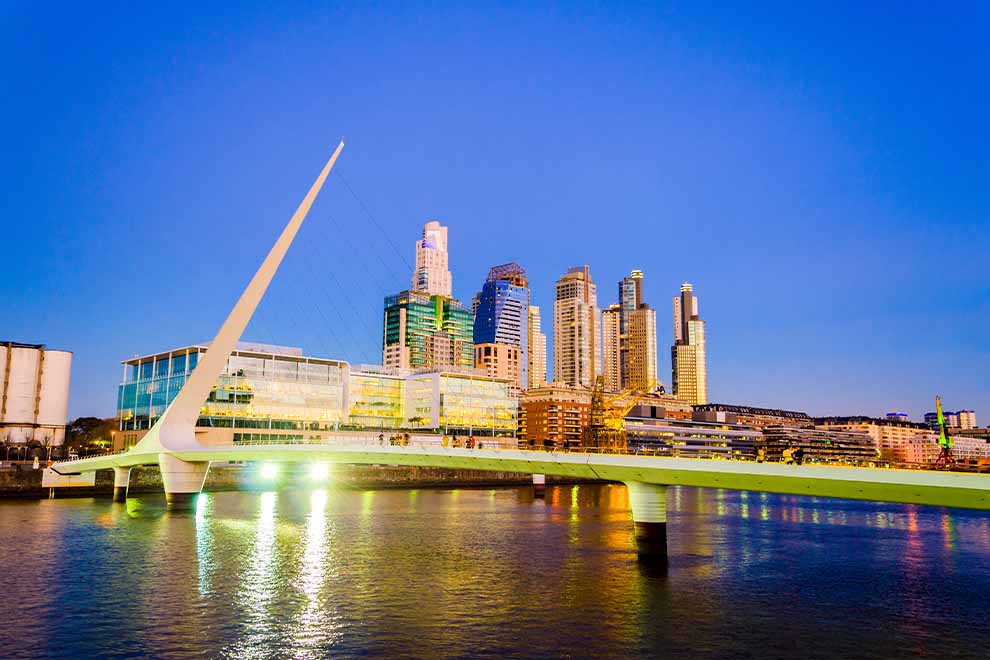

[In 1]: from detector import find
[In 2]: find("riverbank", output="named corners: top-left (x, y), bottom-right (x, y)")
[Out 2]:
top-left (0, 463), bottom-right (598, 499)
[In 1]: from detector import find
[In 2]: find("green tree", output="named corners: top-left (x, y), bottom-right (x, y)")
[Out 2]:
top-left (65, 417), bottom-right (118, 455)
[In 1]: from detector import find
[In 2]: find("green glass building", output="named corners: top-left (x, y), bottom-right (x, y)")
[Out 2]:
top-left (383, 290), bottom-right (474, 370)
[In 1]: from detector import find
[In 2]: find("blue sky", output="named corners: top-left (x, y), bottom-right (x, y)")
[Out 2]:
top-left (2, 2), bottom-right (987, 420)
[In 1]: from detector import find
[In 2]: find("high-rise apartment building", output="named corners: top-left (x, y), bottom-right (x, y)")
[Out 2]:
top-left (606, 269), bottom-right (658, 392)
top-left (473, 263), bottom-right (530, 391)
top-left (528, 306), bottom-right (547, 389)
top-left (411, 221), bottom-right (452, 297)
top-left (602, 305), bottom-right (622, 391)
top-left (671, 282), bottom-right (707, 405)
top-left (553, 265), bottom-right (600, 388)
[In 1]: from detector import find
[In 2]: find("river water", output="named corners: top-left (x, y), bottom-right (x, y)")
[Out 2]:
top-left (1, 484), bottom-right (988, 659)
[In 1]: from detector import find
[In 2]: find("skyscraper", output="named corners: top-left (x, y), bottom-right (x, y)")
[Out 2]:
top-left (383, 221), bottom-right (472, 370)
top-left (473, 263), bottom-right (530, 390)
top-left (602, 270), bottom-right (658, 392)
top-left (528, 306), bottom-right (547, 389)
top-left (602, 304), bottom-right (622, 391)
top-left (671, 282), bottom-right (707, 405)
top-left (553, 265), bottom-right (600, 388)
top-left (411, 220), bottom-right (452, 297)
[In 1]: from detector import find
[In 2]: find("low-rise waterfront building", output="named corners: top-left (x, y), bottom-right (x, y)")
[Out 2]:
top-left (115, 343), bottom-right (516, 449)
top-left (814, 416), bottom-right (938, 463)
top-left (759, 426), bottom-right (879, 463)
top-left (518, 384), bottom-right (592, 448)
top-left (405, 370), bottom-right (517, 437)
top-left (951, 434), bottom-right (990, 460)
top-left (624, 411), bottom-right (761, 458)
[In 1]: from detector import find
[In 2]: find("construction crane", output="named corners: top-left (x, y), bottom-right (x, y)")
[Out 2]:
top-left (582, 376), bottom-right (646, 450)
top-left (934, 394), bottom-right (955, 469)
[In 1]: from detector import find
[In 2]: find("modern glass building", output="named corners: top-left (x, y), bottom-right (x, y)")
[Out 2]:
top-left (116, 343), bottom-right (516, 447)
top-left (382, 290), bottom-right (474, 371)
top-left (346, 367), bottom-right (405, 430)
top-left (473, 263), bottom-right (530, 390)
top-left (406, 371), bottom-right (517, 437)
top-left (117, 343), bottom-right (349, 444)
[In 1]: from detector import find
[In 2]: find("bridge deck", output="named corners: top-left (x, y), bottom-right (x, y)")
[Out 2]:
top-left (52, 443), bottom-right (990, 510)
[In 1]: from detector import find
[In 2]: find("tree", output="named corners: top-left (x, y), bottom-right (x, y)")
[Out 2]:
top-left (65, 416), bottom-right (118, 455)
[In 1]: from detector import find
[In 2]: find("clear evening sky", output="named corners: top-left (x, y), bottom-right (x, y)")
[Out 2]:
top-left (2, 2), bottom-right (987, 420)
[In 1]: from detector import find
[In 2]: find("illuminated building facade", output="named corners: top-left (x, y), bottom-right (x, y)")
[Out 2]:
top-left (405, 371), bottom-right (517, 436)
top-left (624, 414), bottom-right (761, 458)
top-left (347, 367), bottom-right (405, 431)
top-left (474, 343), bottom-right (521, 392)
top-left (527, 306), bottom-right (547, 389)
top-left (473, 263), bottom-right (530, 390)
top-left (518, 384), bottom-right (592, 448)
top-left (609, 269), bottom-right (658, 392)
top-left (115, 343), bottom-right (515, 448)
top-left (554, 265), bottom-right (601, 388)
top-left (814, 416), bottom-right (939, 463)
top-left (602, 305), bottom-right (621, 391)
top-left (759, 426), bottom-right (879, 463)
top-left (382, 290), bottom-right (474, 370)
top-left (671, 282), bottom-right (707, 405)
top-left (116, 343), bottom-right (349, 447)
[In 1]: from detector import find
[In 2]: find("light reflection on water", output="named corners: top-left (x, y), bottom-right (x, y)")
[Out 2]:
top-left (0, 485), bottom-right (988, 660)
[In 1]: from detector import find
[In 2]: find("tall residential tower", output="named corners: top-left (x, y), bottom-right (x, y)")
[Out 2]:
top-left (528, 306), bottom-right (547, 389)
top-left (553, 265), bottom-right (601, 388)
top-left (602, 270), bottom-right (658, 392)
top-left (671, 282), bottom-right (707, 405)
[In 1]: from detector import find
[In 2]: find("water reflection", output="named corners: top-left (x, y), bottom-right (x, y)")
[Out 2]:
top-left (2, 485), bottom-right (989, 660)
top-left (292, 490), bottom-right (341, 658)
top-left (228, 491), bottom-right (278, 660)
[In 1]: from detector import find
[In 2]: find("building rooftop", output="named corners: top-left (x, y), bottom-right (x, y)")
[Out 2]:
top-left (695, 403), bottom-right (811, 421)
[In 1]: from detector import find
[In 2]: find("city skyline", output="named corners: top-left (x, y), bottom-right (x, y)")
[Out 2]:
top-left (4, 3), bottom-right (987, 421)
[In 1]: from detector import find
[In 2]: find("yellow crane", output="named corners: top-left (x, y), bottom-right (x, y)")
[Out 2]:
top-left (583, 376), bottom-right (646, 450)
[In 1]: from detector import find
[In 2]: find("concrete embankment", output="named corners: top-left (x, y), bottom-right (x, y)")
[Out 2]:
top-left (1, 464), bottom-right (596, 499)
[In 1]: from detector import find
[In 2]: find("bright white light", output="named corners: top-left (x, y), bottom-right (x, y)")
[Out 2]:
top-left (260, 463), bottom-right (278, 480)
top-left (309, 463), bottom-right (330, 481)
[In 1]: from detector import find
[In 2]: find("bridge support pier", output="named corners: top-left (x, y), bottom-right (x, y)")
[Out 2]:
top-left (112, 467), bottom-right (131, 502)
top-left (532, 474), bottom-right (546, 498)
top-left (625, 481), bottom-right (668, 560)
top-left (159, 454), bottom-right (210, 510)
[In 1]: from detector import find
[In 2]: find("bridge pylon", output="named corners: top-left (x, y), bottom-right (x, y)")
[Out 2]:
top-left (159, 455), bottom-right (210, 509)
top-left (112, 467), bottom-right (130, 502)
top-left (625, 481), bottom-right (668, 560)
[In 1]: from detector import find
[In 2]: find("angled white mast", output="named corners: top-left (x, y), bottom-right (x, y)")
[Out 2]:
top-left (133, 140), bottom-right (345, 454)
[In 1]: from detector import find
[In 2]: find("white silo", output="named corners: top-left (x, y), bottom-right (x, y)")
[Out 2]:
top-left (0, 342), bottom-right (73, 447)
